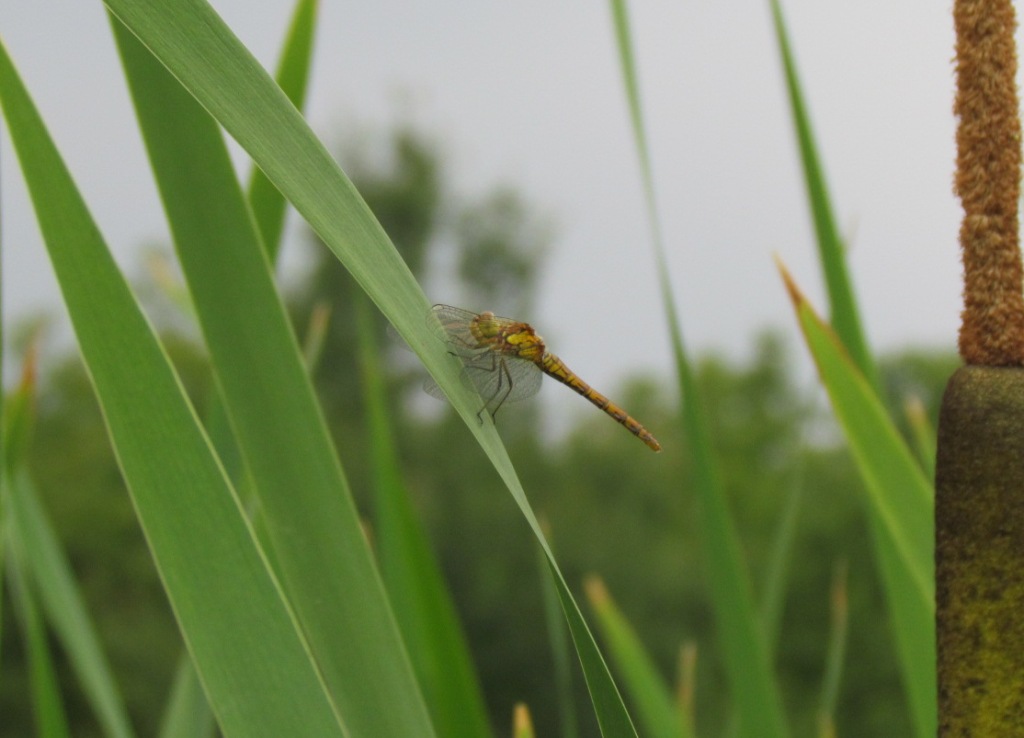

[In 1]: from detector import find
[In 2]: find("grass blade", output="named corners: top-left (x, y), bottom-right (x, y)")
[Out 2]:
top-left (6, 524), bottom-right (72, 738)
top-left (247, 0), bottom-right (318, 259)
top-left (0, 37), bottom-right (347, 738)
top-left (904, 396), bottom-right (937, 480)
top-left (778, 263), bottom-right (935, 735)
top-left (608, 2), bottom-right (789, 736)
top-left (816, 562), bottom-right (849, 738)
top-left (770, 5), bottom-right (936, 734)
top-left (585, 577), bottom-right (692, 738)
top-left (535, 524), bottom-right (579, 738)
top-left (769, 0), bottom-right (877, 388)
top-left (759, 472), bottom-right (804, 651)
top-left (112, 17), bottom-right (433, 735)
top-left (157, 656), bottom-right (215, 738)
top-left (6, 469), bottom-right (136, 738)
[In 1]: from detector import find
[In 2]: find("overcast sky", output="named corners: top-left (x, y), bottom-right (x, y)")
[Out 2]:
top-left (2, 1), bottom-right (977, 418)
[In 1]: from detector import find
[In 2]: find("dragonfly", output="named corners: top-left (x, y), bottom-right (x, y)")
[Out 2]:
top-left (425, 305), bottom-right (661, 452)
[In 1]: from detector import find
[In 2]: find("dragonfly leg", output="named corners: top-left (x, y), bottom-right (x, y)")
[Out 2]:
top-left (488, 358), bottom-right (515, 418)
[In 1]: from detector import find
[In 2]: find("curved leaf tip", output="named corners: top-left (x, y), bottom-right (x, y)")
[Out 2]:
top-left (773, 253), bottom-right (806, 309)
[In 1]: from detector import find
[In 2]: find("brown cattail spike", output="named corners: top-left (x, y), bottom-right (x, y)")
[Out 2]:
top-left (954, 0), bottom-right (1024, 365)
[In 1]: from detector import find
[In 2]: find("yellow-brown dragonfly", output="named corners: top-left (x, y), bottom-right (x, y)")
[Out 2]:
top-left (425, 305), bottom-right (661, 452)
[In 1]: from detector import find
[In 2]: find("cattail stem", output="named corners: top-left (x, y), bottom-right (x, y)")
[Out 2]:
top-left (936, 367), bottom-right (1024, 735)
top-left (938, 1), bottom-right (1024, 734)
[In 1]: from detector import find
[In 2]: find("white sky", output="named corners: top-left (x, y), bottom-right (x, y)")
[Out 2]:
top-left (1, 1), bottom-right (973, 415)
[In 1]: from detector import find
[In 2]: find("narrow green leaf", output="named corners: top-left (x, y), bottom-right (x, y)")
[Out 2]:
top-left (535, 526), bottom-right (579, 738)
top-left (6, 470), bottom-right (136, 738)
top-left (904, 396), bottom-right (937, 481)
top-left (356, 295), bottom-right (493, 738)
top-left (760, 474), bottom-right (804, 651)
top-left (770, 5), bottom-right (935, 734)
top-left (112, 17), bottom-right (433, 736)
top-left (780, 267), bottom-right (933, 595)
top-left (7, 524), bottom-right (72, 738)
top-left (548, 559), bottom-right (638, 736)
top-left (816, 562), bottom-right (849, 738)
top-left (247, 0), bottom-right (318, 259)
top-left (158, 655), bottom-right (216, 738)
top-left (769, 0), bottom-right (877, 388)
top-left (608, 2), bottom-right (789, 736)
top-left (0, 37), bottom-right (346, 738)
top-left (779, 264), bottom-right (936, 735)
top-left (103, 1), bottom-right (638, 733)
top-left (186, 0), bottom-right (319, 515)
top-left (586, 577), bottom-right (692, 738)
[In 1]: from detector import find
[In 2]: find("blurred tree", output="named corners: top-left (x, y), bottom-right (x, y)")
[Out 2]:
top-left (454, 185), bottom-right (548, 318)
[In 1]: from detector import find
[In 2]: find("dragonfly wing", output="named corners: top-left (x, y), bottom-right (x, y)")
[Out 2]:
top-left (428, 304), bottom-right (485, 355)
top-left (460, 353), bottom-right (543, 414)
top-left (422, 367), bottom-right (478, 401)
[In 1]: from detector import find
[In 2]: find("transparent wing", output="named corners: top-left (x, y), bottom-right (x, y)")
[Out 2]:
top-left (428, 304), bottom-right (523, 356)
top-left (424, 355), bottom-right (542, 412)
top-left (426, 305), bottom-right (543, 413)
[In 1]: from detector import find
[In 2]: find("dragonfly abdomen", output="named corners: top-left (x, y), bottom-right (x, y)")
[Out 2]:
top-left (540, 353), bottom-right (661, 452)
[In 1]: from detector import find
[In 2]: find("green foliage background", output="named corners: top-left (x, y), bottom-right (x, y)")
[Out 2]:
top-left (1, 127), bottom-right (955, 737)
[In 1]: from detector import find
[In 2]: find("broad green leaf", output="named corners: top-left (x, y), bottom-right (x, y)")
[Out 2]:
top-left (102, 0), bottom-right (635, 732)
top-left (112, 17), bottom-right (432, 736)
top-left (609, 1), bottom-right (789, 736)
top-left (0, 37), bottom-right (345, 738)
top-left (356, 295), bottom-right (493, 738)
top-left (586, 577), bottom-right (692, 738)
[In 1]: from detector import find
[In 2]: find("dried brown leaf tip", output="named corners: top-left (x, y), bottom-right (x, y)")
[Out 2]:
top-left (954, 0), bottom-right (1024, 365)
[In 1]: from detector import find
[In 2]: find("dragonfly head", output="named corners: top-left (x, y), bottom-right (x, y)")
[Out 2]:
top-left (472, 310), bottom-right (547, 360)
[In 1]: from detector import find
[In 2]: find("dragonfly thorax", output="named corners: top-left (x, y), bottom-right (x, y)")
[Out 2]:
top-left (471, 311), bottom-right (547, 361)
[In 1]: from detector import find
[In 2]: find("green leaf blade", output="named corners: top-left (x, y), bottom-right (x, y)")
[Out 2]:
top-left (6, 469), bottom-right (136, 738)
top-left (0, 37), bottom-right (346, 738)
top-left (780, 265), bottom-right (936, 737)
top-left (112, 16), bottom-right (434, 736)
top-left (608, 2), bottom-right (789, 736)
top-left (586, 578), bottom-right (692, 738)
top-left (247, 0), bottom-right (319, 259)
